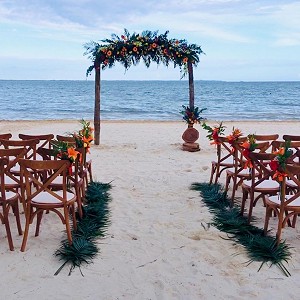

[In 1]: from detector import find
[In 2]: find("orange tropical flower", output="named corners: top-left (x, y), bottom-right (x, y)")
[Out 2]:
top-left (67, 147), bottom-right (79, 162)
top-left (151, 43), bottom-right (157, 49)
top-left (274, 147), bottom-right (285, 156)
top-left (133, 47), bottom-right (138, 52)
top-left (107, 50), bottom-right (112, 57)
top-left (83, 136), bottom-right (93, 148)
top-left (273, 170), bottom-right (287, 182)
top-left (183, 57), bottom-right (188, 63)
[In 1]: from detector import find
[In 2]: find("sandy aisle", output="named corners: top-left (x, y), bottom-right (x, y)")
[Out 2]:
top-left (1, 120), bottom-right (300, 299)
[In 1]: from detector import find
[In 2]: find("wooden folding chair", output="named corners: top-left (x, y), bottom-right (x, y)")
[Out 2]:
top-left (56, 135), bottom-right (93, 183)
top-left (209, 136), bottom-right (247, 185)
top-left (0, 157), bottom-right (22, 251)
top-left (225, 141), bottom-right (270, 206)
top-left (241, 152), bottom-right (280, 223)
top-left (19, 159), bottom-right (77, 252)
top-left (19, 134), bottom-right (54, 159)
top-left (37, 147), bottom-right (85, 219)
top-left (264, 163), bottom-right (300, 244)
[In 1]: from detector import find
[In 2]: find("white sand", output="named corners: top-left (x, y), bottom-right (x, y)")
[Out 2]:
top-left (1, 120), bottom-right (300, 299)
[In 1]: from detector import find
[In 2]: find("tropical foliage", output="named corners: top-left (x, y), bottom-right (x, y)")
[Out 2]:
top-left (180, 105), bottom-right (206, 125)
top-left (191, 183), bottom-right (291, 277)
top-left (72, 119), bottom-right (94, 153)
top-left (269, 141), bottom-right (293, 181)
top-left (84, 29), bottom-right (204, 77)
top-left (202, 122), bottom-right (226, 145)
top-left (54, 181), bottom-right (112, 275)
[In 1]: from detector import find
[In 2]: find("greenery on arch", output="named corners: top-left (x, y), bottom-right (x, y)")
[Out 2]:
top-left (84, 29), bottom-right (204, 77)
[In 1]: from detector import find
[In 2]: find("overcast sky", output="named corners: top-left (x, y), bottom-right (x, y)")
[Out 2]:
top-left (1, 0), bottom-right (300, 81)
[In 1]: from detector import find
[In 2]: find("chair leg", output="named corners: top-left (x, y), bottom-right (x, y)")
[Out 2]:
top-left (209, 163), bottom-right (216, 185)
top-left (240, 188), bottom-right (248, 216)
top-left (64, 206), bottom-right (73, 245)
top-left (88, 163), bottom-right (93, 182)
top-left (276, 210), bottom-right (284, 245)
top-left (264, 206), bottom-right (272, 235)
top-left (3, 204), bottom-right (14, 251)
top-left (21, 204), bottom-right (32, 252)
top-left (35, 210), bottom-right (44, 237)
top-left (13, 201), bottom-right (23, 235)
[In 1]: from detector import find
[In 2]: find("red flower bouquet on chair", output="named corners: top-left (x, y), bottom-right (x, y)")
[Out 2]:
top-left (202, 122), bottom-right (226, 145)
top-left (241, 134), bottom-right (258, 169)
top-left (269, 141), bottom-right (293, 181)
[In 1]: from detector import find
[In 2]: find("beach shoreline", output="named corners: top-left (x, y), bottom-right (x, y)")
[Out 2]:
top-left (1, 120), bottom-right (300, 299)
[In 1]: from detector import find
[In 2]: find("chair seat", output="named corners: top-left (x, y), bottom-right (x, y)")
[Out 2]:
top-left (0, 191), bottom-right (19, 202)
top-left (32, 190), bottom-right (76, 205)
top-left (4, 174), bottom-right (20, 186)
top-left (286, 179), bottom-right (298, 188)
top-left (212, 157), bottom-right (234, 166)
top-left (243, 179), bottom-right (280, 191)
top-left (226, 167), bottom-right (258, 177)
top-left (267, 194), bottom-right (300, 207)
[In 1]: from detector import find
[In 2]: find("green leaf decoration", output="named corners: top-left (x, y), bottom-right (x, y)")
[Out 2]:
top-left (84, 29), bottom-right (204, 78)
top-left (190, 182), bottom-right (292, 277)
top-left (54, 181), bottom-right (112, 276)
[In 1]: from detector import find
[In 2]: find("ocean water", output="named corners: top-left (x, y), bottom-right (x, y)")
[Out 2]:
top-left (0, 80), bottom-right (299, 121)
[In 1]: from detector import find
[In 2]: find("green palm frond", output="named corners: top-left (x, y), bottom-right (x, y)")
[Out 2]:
top-left (192, 182), bottom-right (292, 276)
top-left (54, 181), bottom-right (112, 276)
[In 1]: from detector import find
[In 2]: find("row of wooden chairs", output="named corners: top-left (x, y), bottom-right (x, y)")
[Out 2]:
top-left (208, 133), bottom-right (300, 244)
top-left (0, 133), bottom-right (93, 251)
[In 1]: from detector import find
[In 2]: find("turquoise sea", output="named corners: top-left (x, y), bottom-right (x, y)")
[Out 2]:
top-left (0, 80), bottom-right (299, 121)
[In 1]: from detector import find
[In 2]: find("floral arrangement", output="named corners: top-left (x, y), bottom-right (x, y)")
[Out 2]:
top-left (180, 105), bottom-right (206, 125)
top-left (73, 119), bottom-right (94, 153)
top-left (241, 134), bottom-right (258, 169)
top-left (52, 141), bottom-right (79, 175)
top-left (202, 122), bottom-right (226, 145)
top-left (269, 141), bottom-right (293, 181)
top-left (85, 29), bottom-right (203, 77)
top-left (226, 127), bottom-right (243, 146)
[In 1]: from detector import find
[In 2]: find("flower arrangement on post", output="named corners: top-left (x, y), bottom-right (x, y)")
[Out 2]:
top-left (241, 134), bottom-right (258, 169)
top-left (202, 122), bottom-right (226, 145)
top-left (269, 141), bottom-right (293, 182)
top-left (180, 105), bottom-right (206, 127)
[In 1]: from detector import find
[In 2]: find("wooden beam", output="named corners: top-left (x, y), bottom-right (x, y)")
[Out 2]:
top-left (94, 67), bottom-right (101, 145)
top-left (188, 61), bottom-right (195, 109)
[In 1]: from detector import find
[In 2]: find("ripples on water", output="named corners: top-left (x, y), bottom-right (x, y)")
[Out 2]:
top-left (0, 80), bottom-right (299, 121)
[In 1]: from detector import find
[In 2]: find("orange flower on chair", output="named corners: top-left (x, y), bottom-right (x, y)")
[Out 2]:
top-left (269, 141), bottom-right (293, 182)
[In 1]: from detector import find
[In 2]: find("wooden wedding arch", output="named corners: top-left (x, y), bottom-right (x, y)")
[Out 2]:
top-left (84, 29), bottom-right (203, 145)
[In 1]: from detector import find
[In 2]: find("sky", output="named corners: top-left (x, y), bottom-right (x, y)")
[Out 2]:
top-left (0, 0), bottom-right (300, 81)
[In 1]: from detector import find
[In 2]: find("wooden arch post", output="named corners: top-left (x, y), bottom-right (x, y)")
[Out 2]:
top-left (94, 65), bottom-right (101, 145)
top-left (188, 61), bottom-right (195, 110)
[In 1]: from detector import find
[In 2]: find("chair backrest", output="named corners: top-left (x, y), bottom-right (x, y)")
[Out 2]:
top-left (37, 147), bottom-right (57, 161)
top-left (254, 134), bottom-right (279, 142)
top-left (0, 133), bottom-right (12, 147)
top-left (0, 138), bottom-right (39, 160)
top-left (0, 157), bottom-right (9, 199)
top-left (283, 135), bottom-right (300, 142)
top-left (248, 152), bottom-right (277, 185)
top-left (19, 133), bottom-right (54, 149)
top-left (19, 159), bottom-right (71, 203)
top-left (0, 147), bottom-right (27, 186)
top-left (280, 164), bottom-right (300, 207)
top-left (0, 133), bottom-right (12, 140)
top-left (56, 135), bottom-right (76, 145)
top-left (271, 140), bottom-right (300, 164)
